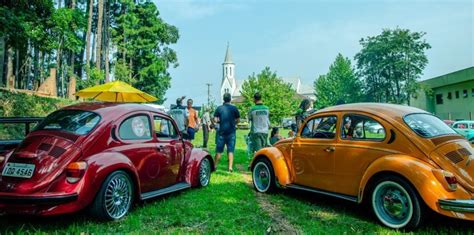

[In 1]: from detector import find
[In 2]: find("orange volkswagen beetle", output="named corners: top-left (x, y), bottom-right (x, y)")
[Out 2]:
top-left (250, 103), bottom-right (474, 229)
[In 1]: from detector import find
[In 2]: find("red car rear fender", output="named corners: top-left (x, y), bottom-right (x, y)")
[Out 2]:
top-left (183, 148), bottom-right (213, 186)
top-left (81, 152), bottom-right (140, 203)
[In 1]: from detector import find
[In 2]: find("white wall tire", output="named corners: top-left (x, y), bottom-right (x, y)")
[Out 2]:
top-left (252, 158), bottom-right (276, 193)
top-left (371, 176), bottom-right (423, 230)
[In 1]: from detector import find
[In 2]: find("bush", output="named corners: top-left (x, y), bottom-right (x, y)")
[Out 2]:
top-left (0, 90), bottom-right (75, 117)
top-left (0, 90), bottom-right (76, 139)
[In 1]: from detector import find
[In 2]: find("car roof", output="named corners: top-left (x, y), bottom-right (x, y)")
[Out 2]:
top-left (316, 103), bottom-right (427, 117)
top-left (454, 120), bottom-right (474, 124)
top-left (62, 102), bottom-right (167, 117)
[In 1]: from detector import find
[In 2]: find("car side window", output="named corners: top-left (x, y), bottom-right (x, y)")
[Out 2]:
top-left (341, 114), bottom-right (385, 141)
top-left (301, 116), bottom-right (337, 139)
top-left (118, 115), bottom-right (152, 140)
top-left (154, 116), bottom-right (178, 139)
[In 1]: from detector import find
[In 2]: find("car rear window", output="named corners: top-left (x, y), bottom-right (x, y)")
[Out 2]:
top-left (403, 113), bottom-right (457, 138)
top-left (35, 110), bottom-right (101, 135)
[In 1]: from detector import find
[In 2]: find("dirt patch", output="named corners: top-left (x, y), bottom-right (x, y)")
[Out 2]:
top-left (237, 164), bottom-right (299, 234)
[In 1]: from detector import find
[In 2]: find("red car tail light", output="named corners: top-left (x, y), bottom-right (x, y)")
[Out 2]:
top-left (443, 171), bottom-right (458, 191)
top-left (432, 169), bottom-right (457, 191)
top-left (66, 161), bottom-right (88, 183)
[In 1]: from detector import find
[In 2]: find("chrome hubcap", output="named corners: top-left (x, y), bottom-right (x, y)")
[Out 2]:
top-left (104, 174), bottom-right (132, 219)
top-left (373, 181), bottom-right (413, 228)
top-left (253, 162), bottom-right (270, 192)
top-left (199, 158), bottom-right (211, 186)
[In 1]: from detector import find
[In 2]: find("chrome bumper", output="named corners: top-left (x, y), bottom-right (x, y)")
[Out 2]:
top-left (439, 199), bottom-right (474, 213)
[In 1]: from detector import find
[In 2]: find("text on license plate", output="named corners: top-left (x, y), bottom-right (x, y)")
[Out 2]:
top-left (1, 163), bottom-right (35, 178)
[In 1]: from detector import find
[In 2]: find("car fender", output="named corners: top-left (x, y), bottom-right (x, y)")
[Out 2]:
top-left (183, 148), bottom-right (214, 187)
top-left (358, 155), bottom-right (472, 213)
top-left (80, 152), bottom-right (140, 205)
top-left (250, 147), bottom-right (291, 186)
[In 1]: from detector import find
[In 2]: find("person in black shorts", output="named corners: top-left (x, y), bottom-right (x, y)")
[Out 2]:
top-left (213, 93), bottom-right (240, 172)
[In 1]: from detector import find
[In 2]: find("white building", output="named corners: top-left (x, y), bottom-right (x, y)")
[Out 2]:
top-left (220, 44), bottom-right (315, 103)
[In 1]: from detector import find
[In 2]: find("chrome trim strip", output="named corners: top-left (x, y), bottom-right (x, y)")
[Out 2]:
top-left (286, 184), bottom-right (358, 202)
top-left (439, 199), bottom-right (474, 213)
top-left (140, 182), bottom-right (190, 200)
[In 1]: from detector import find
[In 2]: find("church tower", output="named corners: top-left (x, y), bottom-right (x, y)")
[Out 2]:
top-left (221, 43), bottom-right (236, 101)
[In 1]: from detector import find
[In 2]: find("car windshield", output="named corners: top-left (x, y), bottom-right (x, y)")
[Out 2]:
top-left (403, 113), bottom-right (457, 138)
top-left (35, 110), bottom-right (101, 135)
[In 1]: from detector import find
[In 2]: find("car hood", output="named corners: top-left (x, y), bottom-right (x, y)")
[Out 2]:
top-left (430, 139), bottom-right (474, 193)
top-left (0, 133), bottom-right (82, 194)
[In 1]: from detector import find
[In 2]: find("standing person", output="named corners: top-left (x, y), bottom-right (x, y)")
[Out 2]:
top-left (168, 96), bottom-right (187, 135)
top-left (295, 98), bottom-right (313, 129)
top-left (201, 106), bottom-right (211, 148)
top-left (186, 99), bottom-right (200, 141)
top-left (248, 92), bottom-right (270, 153)
top-left (214, 93), bottom-right (240, 172)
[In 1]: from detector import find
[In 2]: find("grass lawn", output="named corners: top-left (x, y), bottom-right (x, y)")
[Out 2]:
top-left (1, 129), bottom-right (473, 234)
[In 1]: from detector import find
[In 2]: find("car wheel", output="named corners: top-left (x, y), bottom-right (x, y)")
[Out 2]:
top-left (90, 170), bottom-right (134, 220)
top-left (252, 158), bottom-right (276, 193)
top-left (371, 176), bottom-right (423, 230)
top-left (198, 158), bottom-right (211, 187)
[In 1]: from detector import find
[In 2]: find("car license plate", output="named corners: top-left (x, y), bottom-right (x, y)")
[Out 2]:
top-left (1, 163), bottom-right (35, 179)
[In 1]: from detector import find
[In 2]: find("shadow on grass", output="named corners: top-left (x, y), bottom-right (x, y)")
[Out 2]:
top-left (271, 187), bottom-right (473, 233)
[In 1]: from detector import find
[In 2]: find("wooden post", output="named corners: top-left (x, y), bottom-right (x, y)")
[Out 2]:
top-left (68, 76), bottom-right (76, 100)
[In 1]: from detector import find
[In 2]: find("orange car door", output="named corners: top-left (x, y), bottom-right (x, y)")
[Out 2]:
top-left (291, 115), bottom-right (339, 191)
top-left (332, 113), bottom-right (393, 196)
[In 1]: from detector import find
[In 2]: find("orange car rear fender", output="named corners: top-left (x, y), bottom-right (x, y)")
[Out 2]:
top-left (251, 147), bottom-right (291, 186)
top-left (359, 155), bottom-right (472, 212)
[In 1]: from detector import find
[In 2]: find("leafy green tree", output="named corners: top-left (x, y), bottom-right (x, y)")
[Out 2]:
top-left (111, 1), bottom-right (179, 103)
top-left (314, 54), bottom-right (362, 109)
top-left (237, 67), bottom-right (299, 125)
top-left (355, 28), bottom-right (431, 104)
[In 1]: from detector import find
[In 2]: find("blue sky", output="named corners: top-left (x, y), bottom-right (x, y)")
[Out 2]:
top-left (154, 0), bottom-right (473, 107)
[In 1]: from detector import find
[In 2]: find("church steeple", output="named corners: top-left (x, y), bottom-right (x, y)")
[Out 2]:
top-left (224, 42), bottom-right (233, 64)
top-left (221, 43), bottom-right (236, 101)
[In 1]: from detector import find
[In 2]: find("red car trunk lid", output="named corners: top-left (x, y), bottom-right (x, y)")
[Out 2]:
top-left (0, 134), bottom-right (81, 193)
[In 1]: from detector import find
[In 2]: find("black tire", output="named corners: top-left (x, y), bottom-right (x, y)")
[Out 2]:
top-left (252, 158), bottom-right (276, 193)
top-left (90, 170), bottom-right (134, 220)
top-left (198, 158), bottom-right (211, 187)
top-left (370, 175), bottom-right (424, 230)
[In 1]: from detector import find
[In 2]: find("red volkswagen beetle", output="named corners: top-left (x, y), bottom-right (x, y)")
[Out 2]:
top-left (0, 103), bottom-right (214, 220)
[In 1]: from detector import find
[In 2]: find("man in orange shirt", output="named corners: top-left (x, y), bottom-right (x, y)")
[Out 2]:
top-left (186, 99), bottom-right (200, 140)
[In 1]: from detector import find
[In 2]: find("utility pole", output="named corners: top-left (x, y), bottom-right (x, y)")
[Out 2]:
top-left (205, 83), bottom-right (212, 107)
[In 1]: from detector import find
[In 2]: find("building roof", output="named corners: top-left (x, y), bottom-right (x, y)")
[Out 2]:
top-left (223, 44), bottom-right (233, 64)
top-left (420, 66), bottom-right (474, 89)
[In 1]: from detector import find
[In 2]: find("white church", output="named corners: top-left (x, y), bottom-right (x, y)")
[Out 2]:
top-left (220, 44), bottom-right (315, 103)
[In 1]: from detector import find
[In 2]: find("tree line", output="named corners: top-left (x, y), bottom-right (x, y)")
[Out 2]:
top-left (238, 27), bottom-right (431, 124)
top-left (0, 0), bottom-right (179, 102)
top-left (315, 28), bottom-right (431, 108)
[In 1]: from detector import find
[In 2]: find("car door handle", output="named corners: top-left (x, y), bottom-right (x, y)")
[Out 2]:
top-left (157, 145), bottom-right (165, 151)
top-left (324, 146), bottom-right (335, 152)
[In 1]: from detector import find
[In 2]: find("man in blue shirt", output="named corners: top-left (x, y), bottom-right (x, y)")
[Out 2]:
top-left (214, 93), bottom-right (240, 172)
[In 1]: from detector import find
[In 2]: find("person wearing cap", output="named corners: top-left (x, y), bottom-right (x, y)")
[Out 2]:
top-left (213, 93), bottom-right (240, 172)
top-left (168, 96), bottom-right (188, 135)
top-left (248, 92), bottom-right (270, 153)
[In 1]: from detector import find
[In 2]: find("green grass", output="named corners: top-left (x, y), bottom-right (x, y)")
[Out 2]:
top-left (1, 129), bottom-right (473, 234)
